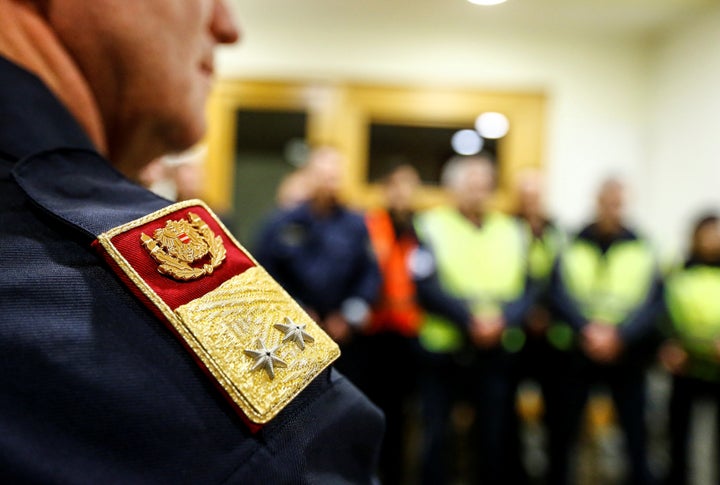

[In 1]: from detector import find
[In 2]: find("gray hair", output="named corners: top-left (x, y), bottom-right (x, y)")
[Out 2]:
top-left (440, 155), bottom-right (495, 190)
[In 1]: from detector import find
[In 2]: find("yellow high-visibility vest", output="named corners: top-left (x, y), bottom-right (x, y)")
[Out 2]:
top-left (526, 223), bottom-right (564, 283)
top-left (666, 264), bottom-right (720, 380)
top-left (415, 207), bottom-right (526, 353)
top-left (561, 238), bottom-right (655, 325)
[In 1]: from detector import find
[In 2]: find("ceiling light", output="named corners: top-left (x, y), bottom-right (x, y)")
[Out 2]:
top-left (475, 112), bottom-right (510, 139)
top-left (468, 0), bottom-right (507, 5)
top-left (451, 129), bottom-right (484, 156)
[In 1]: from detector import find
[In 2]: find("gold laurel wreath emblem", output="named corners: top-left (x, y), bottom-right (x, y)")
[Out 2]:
top-left (140, 212), bottom-right (227, 281)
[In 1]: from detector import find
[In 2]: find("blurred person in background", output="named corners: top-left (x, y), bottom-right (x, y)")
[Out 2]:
top-left (549, 177), bottom-right (662, 485)
top-left (255, 146), bottom-right (382, 387)
top-left (173, 147), bottom-right (206, 201)
top-left (138, 156), bottom-right (176, 200)
top-left (413, 155), bottom-right (534, 485)
top-left (138, 145), bottom-right (207, 201)
top-left (660, 213), bottom-right (720, 485)
top-left (364, 164), bottom-right (423, 484)
top-left (0, 1), bottom-right (384, 481)
top-left (509, 169), bottom-right (566, 483)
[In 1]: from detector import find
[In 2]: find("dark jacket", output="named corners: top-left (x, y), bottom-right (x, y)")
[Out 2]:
top-left (255, 202), bottom-right (381, 320)
top-left (0, 55), bottom-right (383, 484)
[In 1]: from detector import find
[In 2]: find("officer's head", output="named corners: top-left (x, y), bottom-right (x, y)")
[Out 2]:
top-left (305, 147), bottom-right (344, 203)
top-left (691, 214), bottom-right (720, 262)
top-left (596, 177), bottom-right (626, 230)
top-left (1, 0), bottom-right (239, 177)
top-left (442, 155), bottom-right (496, 215)
top-left (383, 164), bottom-right (420, 213)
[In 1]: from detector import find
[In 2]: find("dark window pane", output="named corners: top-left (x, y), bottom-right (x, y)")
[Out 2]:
top-left (233, 110), bottom-right (307, 245)
top-left (368, 123), bottom-right (498, 184)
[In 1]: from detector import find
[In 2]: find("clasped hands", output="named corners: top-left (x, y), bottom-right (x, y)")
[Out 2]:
top-left (582, 321), bottom-right (623, 363)
top-left (469, 314), bottom-right (506, 349)
top-left (659, 339), bottom-right (720, 375)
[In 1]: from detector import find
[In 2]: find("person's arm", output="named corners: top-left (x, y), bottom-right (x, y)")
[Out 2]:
top-left (502, 276), bottom-right (541, 327)
top-left (617, 273), bottom-right (664, 345)
top-left (548, 258), bottom-right (588, 331)
top-left (410, 246), bottom-right (472, 329)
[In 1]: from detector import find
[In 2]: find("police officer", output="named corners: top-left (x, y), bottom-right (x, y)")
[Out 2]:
top-left (0, 1), bottom-right (383, 482)
top-left (549, 178), bottom-right (662, 485)
top-left (660, 214), bottom-right (720, 485)
top-left (254, 146), bottom-right (382, 389)
top-left (413, 156), bottom-right (534, 485)
top-left (364, 164), bottom-right (424, 484)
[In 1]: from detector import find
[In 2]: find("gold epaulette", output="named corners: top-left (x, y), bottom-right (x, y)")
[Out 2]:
top-left (93, 200), bottom-right (340, 426)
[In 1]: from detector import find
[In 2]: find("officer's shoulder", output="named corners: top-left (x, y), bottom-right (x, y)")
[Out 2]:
top-left (0, 156), bottom-right (22, 210)
top-left (620, 228), bottom-right (656, 255)
top-left (0, 154), bottom-right (13, 173)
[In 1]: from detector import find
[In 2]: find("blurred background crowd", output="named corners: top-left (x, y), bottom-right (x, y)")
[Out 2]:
top-left (142, 145), bottom-right (720, 485)
top-left (142, 1), bottom-right (720, 483)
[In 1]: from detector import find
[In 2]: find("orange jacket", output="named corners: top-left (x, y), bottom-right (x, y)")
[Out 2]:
top-left (365, 209), bottom-right (423, 337)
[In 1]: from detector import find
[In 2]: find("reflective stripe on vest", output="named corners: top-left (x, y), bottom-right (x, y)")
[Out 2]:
top-left (416, 208), bottom-right (526, 353)
top-left (666, 265), bottom-right (720, 367)
top-left (561, 239), bottom-right (655, 325)
top-left (365, 209), bottom-right (423, 336)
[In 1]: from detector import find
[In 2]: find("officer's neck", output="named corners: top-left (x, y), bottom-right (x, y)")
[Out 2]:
top-left (310, 195), bottom-right (339, 217)
top-left (690, 250), bottom-right (720, 267)
top-left (520, 211), bottom-right (547, 237)
top-left (460, 207), bottom-right (486, 227)
top-left (595, 218), bottom-right (623, 239)
top-left (389, 208), bottom-right (415, 236)
top-left (389, 207), bottom-right (413, 223)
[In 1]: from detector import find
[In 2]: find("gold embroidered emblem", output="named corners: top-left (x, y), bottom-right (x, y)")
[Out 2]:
top-left (140, 212), bottom-right (226, 281)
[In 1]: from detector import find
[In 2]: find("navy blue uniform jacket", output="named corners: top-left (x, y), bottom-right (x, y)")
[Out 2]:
top-left (0, 56), bottom-right (383, 483)
top-left (255, 204), bottom-right (381, 320)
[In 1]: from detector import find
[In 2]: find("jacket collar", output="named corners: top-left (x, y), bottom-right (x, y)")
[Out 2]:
top-left (0, 55), bottom-right (95, 160)
top-left (576, 222), bottom-right (638, 254)
top-left (0, 55), bottom-right (170, 240)
top-left (577, 222), bottom-right (637, 244)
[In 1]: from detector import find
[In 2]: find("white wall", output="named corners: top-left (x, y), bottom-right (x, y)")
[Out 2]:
top-left (644, 7), bottom-right (720, 259)
top-left (217, 12), bottom-right (651, 231)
